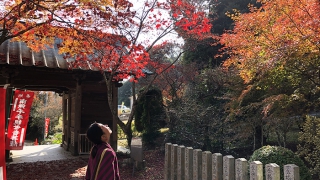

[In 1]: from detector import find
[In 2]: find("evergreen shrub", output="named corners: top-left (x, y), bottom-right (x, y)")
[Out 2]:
top-left (297, 115), bottom-right (320, 179)
top-left (249, 145), bottom-right (311, 180)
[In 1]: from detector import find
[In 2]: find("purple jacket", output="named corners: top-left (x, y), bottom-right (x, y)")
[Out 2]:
top-left (86, 143), bottom-right (120, 180)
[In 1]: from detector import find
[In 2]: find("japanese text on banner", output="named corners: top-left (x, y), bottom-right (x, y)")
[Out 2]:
top-left (5, 90), bottom-right (34, 150)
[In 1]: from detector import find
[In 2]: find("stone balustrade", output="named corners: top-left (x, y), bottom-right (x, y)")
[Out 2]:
top-left (164, 143), bottom-right (300, 180)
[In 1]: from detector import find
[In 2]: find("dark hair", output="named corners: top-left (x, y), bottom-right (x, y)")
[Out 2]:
top-left (86, 122), bottom-right (103, 158)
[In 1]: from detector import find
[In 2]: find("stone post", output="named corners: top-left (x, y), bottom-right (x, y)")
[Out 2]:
top-left (185, 147), bottom-right (193, 180)
top-left (202, 151), bottom-right (212, 180)
top-left (235, 158), bottom-right (248, 180)
top-left (171, 144), bottom-right (178, 180)
top-left (212, 153), bottom-right (223, 180)
top-left (250, 161), bottom-right (263, 180)
top-left (284, 164), bottom-right (299, 180)
top-left (265, 163), bottom-right (280, 180)
top-left (223, 155), bottom-right (235, 180)
top-left (177, 146), bottom-right (185, 180)
top-left (193, 149), bottom-right (202, 180)
top-left (164, 143), bottom-right (172, 180)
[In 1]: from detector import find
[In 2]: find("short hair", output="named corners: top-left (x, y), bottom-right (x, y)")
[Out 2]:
top-left (86, 122), bottom-right (103, 145)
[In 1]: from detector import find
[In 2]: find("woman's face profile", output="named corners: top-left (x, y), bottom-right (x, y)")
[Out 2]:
top-left (98, 123), bottom-right (112, 142)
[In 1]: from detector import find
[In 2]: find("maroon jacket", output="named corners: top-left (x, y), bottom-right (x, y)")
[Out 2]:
top-left (86, 143), bottom-right (120, 180)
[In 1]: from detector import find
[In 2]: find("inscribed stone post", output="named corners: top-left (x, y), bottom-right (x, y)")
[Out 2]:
top-left (171, 144), bottom-right (178, 180)
top-left (223, 155), bottom-right (235, 180)
top-left (185, 147), bottom-right (193, 180)
top-left (177, 146), bottom-right (185, 180)
top-left (202, 151), bottom-right (212, 180)
top-left (212, 153), bottom-right (223, 180)
top-left (165, 143), bottom-right (172, 180)
top-left (193, 149), bottom-right (202, 180)
top-left (284, 164), bottom-right (299, 180)
top-left (265, 163), bottom-right (280, 180)
top-left (235, 158), bottom-right (248, 180)
top-left (250, 161), bottom-right (263, 180)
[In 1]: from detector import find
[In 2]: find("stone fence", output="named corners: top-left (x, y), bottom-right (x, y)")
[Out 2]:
top-left (164, 143), bottom-right (300, 180)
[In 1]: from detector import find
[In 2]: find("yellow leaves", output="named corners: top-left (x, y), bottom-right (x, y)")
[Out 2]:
top-left (225, 9), bottom-right (241, 21)
top-left (221, 0), bottom-right (320, 84)
top-left (78, 0), bottom-right (113, 7)
top-left (101, 0), bottom-right (113, 6)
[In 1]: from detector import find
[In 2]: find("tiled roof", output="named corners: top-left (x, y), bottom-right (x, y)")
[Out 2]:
top-left (0, 39), bottom-right (95, 71)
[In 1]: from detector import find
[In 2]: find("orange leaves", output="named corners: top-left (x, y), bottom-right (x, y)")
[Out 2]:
top-left (220, 0), bottom-right (320, 83)
top-left (2, 0), bottom-right (212, 82)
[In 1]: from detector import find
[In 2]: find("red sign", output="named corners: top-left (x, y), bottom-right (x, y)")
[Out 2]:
top-left (0, 88), bottom-right (7, 180)
top-left (45, 118), bottom-right (50, 137)
top-left (5, 90), bottom-right (34, 150)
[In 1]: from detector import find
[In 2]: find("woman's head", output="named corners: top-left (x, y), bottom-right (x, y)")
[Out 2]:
top-left (86, 122), bottom-right (112, 144)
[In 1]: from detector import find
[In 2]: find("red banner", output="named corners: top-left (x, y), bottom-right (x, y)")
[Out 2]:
top-left (5, 90), bottom-right (34, 150)
top-left (45, 118), bottom-right (50, 137)
top-left (0, 88), bottom-right (7, 180)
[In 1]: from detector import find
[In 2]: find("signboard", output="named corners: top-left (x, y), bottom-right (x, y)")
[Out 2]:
top-left (5, 90), bottom-right (34, 150)
top-left (0, 88), bottom-right (6, 180)
top-left (45, 118), bottom-right (50, 137)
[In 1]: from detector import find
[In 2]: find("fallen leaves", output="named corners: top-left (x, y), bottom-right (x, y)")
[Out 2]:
top-left (6, 150), bottom-right (164, 180)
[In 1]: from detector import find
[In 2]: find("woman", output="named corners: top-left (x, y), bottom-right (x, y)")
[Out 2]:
top-left (85, 122), bottom-right (120, 180)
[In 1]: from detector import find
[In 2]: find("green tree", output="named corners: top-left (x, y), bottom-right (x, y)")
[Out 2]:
top-left (182, 0), bottom-right (259, 69)
top-left (134, 87), bottom-right (166, 148)
top-left (297, 115), bottom-right (320, 179)
top-left (28, 91), bottom-right (62, 141)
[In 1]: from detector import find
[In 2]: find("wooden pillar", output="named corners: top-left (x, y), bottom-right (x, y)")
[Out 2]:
top-left (73, 83), bottom-right (82, 155)
top-left (62, 92), bottom-right (70, 150)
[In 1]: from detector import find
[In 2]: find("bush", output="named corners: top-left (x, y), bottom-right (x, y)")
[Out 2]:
top-left (249, 145), bottom-right (311, 180)
top-left (297, 115), bottom-right (320, 179)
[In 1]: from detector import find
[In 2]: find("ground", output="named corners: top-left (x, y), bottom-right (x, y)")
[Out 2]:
top-left (6, 150), bottom-right (164, 180)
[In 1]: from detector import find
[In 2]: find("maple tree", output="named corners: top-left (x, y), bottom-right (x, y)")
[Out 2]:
top-left (218, 0), bottom-right (320, 150)
top-left (220, 0), bottom-right (320, 84)
top-left (2, 0), bottom-right (213, 147)
top-left (0, 0), bottom-right (122, 46)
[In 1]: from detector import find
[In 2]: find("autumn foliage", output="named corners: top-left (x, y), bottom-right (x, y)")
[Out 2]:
top-left (220, 0), bottom-right (320, 83)
top-left (1, 0), bottom-right (212, 81)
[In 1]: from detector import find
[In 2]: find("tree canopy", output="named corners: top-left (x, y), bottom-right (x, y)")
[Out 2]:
top-left (220, 0), bottom-right (320, 84)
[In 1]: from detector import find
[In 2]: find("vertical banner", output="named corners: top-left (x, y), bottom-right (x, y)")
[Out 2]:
top-left (45, 118), bottom-right (50, 137)
top-left (5, 90), bottom-right (34, 150)
top-left (0, 88), bottom-right (6, 180)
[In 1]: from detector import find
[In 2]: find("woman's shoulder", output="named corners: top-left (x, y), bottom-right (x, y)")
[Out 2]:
top-left (97, 143), bottom-right (114, 152)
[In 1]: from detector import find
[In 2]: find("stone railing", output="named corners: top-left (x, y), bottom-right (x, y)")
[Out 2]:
top-left (164, 143), bottom-right (300, 180)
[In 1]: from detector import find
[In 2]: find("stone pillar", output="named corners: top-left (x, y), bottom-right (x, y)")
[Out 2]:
top-left (235, 158), bottom-right (248, 180)
top-left (223, 155), bottom-right (235, 180)
top-left (284, 164), bottom-right (299, 180)
top-left (164, 143), bottom-right (172, 180)
top-left (185, 147), bottom-right (193, 180)
top-left (250, 161), bottom-right (263, 180)
top-left (177, 145), bottom-right (185, 180)
top-left (212, 153), bottom-right (223, 180)
top-left (265, 163), bottom-right (280, 180)
top-left (193, 149), bottom-right (202, 180)
top-left (202, 151), bottom-right (212, 180)
top-left (171, 144), bottom-right (178, 180)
